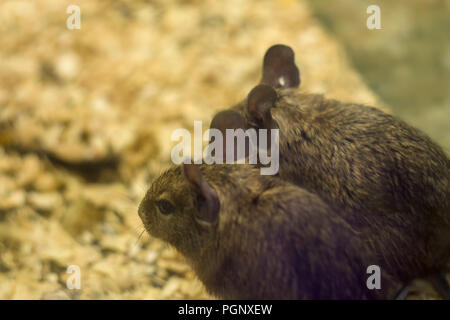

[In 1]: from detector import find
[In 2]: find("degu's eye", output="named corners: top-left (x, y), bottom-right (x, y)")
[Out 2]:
top-left (155, 199), bottom-right (175, 215)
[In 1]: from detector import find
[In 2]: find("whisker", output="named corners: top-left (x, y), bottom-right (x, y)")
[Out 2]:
top-left (134, 228), bottom-right (146, 246)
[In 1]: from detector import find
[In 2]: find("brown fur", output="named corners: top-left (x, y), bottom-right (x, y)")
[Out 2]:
top-left (230, 89), bottom-right (450, 277)
top-left (138, 163), bottom-right (433, 299)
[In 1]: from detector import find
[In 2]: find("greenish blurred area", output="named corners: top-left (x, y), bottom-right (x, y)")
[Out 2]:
top-left (306, 0), bottom-right (450, 153)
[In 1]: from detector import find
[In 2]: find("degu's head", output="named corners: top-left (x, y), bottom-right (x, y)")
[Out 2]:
top-left (138, 164), bottom-right (220, 255)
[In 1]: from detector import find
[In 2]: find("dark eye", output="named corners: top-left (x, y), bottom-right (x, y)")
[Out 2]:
top-left (155, 199), bottom-right (175, 215)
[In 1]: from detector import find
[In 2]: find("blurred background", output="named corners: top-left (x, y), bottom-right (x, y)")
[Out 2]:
top-left (0, 0), bottom-right (448, 299)
top-left (307, 0), bottom-right (450, 153)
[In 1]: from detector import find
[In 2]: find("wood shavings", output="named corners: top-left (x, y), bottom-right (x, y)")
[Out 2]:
top-left (1, 0), bottom-right (430, 300)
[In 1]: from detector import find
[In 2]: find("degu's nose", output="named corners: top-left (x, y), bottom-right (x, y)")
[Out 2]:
top-left (137, 199), bottom-right (146, 221)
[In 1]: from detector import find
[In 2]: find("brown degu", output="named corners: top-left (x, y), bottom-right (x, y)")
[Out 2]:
top-left (139, 163), bottom-right (422, 299)
top-left (210, 45), bottom-right (450, 286)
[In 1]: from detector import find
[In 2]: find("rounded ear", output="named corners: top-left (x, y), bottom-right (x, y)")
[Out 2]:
top-left (210, 110), bottom-right (246, 133)
top-left (209, 110), bottom-right (247, 162)
top-left (246, 84), bottom-right (277, 129)
top-left (260, 44), bottom-right (300, 89)
top-left (183, 163), bottom-right (220, 225)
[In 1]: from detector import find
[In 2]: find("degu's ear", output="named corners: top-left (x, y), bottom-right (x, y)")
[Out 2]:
top-left (260, 44), bottom-right (300, 89)
top-left (183, 163), bottom-right (220, 225)
top-left (209, 110), bottom-right (246, 134)
top-left (209, 110), bottom-right (247, 162)
top-left (246, 84), bottom-right (277, 129)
